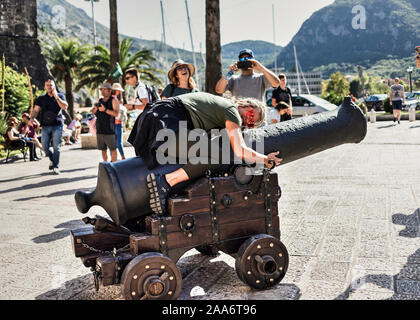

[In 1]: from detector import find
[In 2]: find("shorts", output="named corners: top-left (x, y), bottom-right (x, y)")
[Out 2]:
top-left (392, 100), bottom-right (402, 110)
top-left (97, 134), bottom-right (117, 151)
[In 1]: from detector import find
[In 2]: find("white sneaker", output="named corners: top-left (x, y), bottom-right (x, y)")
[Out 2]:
top-left (53, 168), bottom-right (60, 175)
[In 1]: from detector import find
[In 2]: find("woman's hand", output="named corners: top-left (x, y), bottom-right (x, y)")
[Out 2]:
top-left (264, 151), bottom-right (282, 168)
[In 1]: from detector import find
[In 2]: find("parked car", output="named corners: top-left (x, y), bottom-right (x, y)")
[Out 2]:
top-left (265, 89), bottom-right (337, 116)
top-left (402, 91), bottom-right (420, 111)
top-left (363, 94), bottom-right (388, 111)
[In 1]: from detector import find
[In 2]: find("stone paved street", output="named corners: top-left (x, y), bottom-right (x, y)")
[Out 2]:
top-left (0, 120), bottom-right (419, 300)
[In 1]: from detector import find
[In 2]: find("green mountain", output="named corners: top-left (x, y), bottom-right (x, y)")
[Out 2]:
top-left (36, 0), bottom-right (280, 88)
top-left (273, 0), bottom-right (420, 79)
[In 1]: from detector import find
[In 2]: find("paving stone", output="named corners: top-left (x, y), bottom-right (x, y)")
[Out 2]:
top-left (300, 281), bottom-right (346, 300)
top-left (346, 290), bottom-right (394, 300)
top-left (395, 280), bottom-right (420, 295)
top-left (309, 261), bottom-right (350, 282)
top-left (247, 284), bottom-right (301, 300)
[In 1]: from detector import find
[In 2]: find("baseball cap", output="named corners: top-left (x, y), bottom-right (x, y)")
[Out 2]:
top-left (238, 49), bottom-right (254, 59)
top-left (100, 82), bottom-right (112, 90)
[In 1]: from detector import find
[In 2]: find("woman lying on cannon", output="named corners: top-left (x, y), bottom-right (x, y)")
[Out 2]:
top-left (128, 92), bottom-right (282, 215)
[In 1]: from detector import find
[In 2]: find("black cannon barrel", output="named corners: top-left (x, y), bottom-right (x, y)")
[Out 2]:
top-left (247, 96), bottom-right (367, 165)
top-left (75, 96), bottom-right (367, 225)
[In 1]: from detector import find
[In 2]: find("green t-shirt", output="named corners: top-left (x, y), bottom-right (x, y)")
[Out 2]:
top-left (161, 84), bottom-right (199, 98)
top-left (178, 92), bottom-right (242, 131)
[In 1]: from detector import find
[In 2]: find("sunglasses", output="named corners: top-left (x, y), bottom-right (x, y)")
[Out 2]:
top-left (239, 56), bottom-right (252, 62)
top-left (125, 75), bottom-right (133, 80)
top-left (176, 66), bottom-right (188, 72)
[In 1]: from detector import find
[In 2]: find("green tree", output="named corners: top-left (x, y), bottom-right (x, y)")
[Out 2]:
top-left (349, 78), bottom-right (363, 98)
top-left (45, 38), bottom-right (91, 118)
top-left (77, 38), bottom-right (162, 91)
top-left (325, 72), bottom-right (350, 96)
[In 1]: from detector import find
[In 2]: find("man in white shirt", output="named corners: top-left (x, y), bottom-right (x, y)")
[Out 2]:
top-left (124, 68), bottom-right (150, 111)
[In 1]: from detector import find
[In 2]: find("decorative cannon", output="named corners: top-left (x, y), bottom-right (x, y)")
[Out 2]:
top-left (70, 97), bottom-right (366, 300)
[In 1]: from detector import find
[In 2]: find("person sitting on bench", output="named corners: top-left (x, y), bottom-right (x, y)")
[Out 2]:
top-left (128, 92), bottom-right (282, 215)
top-left (6, 117), bottom-right (38, 161)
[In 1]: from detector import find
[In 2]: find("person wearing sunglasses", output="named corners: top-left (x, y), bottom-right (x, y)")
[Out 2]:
top-left (161, 59), bottom-right (199, 99)
top-left (215, 49), bottom-right (280, 102)
top-left (124, 68), bottom-right (150, 111)
top-left (128, 91), bottom-right (282, 215)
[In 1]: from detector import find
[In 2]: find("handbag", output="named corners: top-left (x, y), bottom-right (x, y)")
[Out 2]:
top-left (42, 110), bottom-right (58, 126)
top-left (87, 116), bottom-right (97, 136)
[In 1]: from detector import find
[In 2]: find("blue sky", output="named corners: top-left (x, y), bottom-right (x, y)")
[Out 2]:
top-left (66, 0), bottom-right (334, 49)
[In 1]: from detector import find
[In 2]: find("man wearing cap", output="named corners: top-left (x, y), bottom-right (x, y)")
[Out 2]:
top-left (30, 79), bottom-right (68, 175)
top-left (215, 49), bottom-right (280, 102)
top-left (91, 83), bottom-right (120, 162)
top-left (124, 68), bottom-right (149, 111)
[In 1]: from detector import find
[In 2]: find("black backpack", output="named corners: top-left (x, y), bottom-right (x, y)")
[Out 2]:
top-left (145, 84), bottom-right (161, 103)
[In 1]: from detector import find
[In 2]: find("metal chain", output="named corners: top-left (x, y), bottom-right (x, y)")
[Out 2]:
top-left (81, 242), bottom-right (130, 255)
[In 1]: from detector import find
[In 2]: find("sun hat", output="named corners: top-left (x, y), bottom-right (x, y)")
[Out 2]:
top-left (111, 83), bottom-right (125, 92)
top-left (100, 82), bottom-right (112, 90)
top-left (168, 59), bottom-right (195, 82)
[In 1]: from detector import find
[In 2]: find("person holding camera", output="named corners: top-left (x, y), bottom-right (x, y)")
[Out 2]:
top-left (215, 49), bottom-right (280, 102)
top-left (30, 79), bottom-right (68, 175)
top-left (271, 73), bottom-right (293, 122)
top-left (91, 83), bottom-right (120, 163)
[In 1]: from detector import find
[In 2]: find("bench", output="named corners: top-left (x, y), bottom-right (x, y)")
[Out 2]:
top-left (2, 137), bottom-right (28, 163)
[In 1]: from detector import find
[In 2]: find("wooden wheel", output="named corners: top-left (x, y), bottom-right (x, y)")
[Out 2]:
top-left (235, 234), bottom-right (288, 290)
top-left (120, 252), bottom-right (182, 300)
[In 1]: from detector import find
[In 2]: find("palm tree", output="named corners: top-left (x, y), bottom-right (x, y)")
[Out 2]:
top-left (45, 38), bottom-right (91, 118)
top-left (77, 38), bottom-right (163, 92)
top-left (205, 0), bottom-right (222, 95)
top-left (109, 0), bottom-right (120, 70)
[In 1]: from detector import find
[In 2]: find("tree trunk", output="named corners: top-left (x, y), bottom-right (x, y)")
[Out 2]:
top-left (109, 0), bottom-right (120, 72)
top-left (64, 75), bottom-right (74, 119)
top-left (205, 0), bottom-right (222, 95)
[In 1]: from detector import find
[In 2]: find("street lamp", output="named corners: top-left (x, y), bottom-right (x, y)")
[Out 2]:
top-left (84, 0), bottom-right (100, 49)
top-left (407, 66), bottom-right (413, 93)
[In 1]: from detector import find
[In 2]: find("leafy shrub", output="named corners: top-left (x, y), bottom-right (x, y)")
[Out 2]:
top-left (1, 65), bottom-right (43, 118)
top-left (383, 97), bottom-right (392, 114)
top-left (321, 91), bottom-right (346, 106)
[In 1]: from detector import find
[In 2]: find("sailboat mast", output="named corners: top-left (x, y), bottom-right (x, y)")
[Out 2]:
top-left (294, 45), bottom-right (301, 95)
top-left (272, 4), bottom-right (277, 72)
top-left (185, 0), bottom-right (199, 87)
top-left (160, 0), bottom-right (168, 86)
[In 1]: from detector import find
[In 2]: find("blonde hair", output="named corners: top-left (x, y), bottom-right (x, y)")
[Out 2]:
top-left (231, 97), bottom-right (267, 128)
top-left (7, 117), bottom-right (18, 127)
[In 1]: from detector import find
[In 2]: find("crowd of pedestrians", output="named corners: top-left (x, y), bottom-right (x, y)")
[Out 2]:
top-left (5, 45), bottom-right (418, 176)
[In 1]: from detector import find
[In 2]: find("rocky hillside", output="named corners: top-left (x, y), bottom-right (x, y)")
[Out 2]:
top-left (273, 0), bottom-right (420, 77)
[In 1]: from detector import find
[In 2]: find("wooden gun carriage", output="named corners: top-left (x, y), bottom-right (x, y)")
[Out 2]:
top-left (71, 97), bottom-right (367, 300)
top-left (71, 167), bottom-right (288, 300)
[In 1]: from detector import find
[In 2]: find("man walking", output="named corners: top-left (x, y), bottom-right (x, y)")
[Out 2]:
top-left (91, 83), bottom-right (119, 162)
top-left (390, 78), bottom-right (405, 124)
top-left (215, 49), bottom-right (280, 101)
top-left (30, 79), bottom-right (68, 175)
top-left (124, 68), bottom-right (150, 111)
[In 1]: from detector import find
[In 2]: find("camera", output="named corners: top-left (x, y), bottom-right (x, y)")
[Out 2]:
top-left (95, 102), bottom-right (101, 107)
top-left (237, 60), bottom-right (253, 70)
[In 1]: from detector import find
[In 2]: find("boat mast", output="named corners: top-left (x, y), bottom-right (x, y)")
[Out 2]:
top-left (272, 4), bottom-right (277, 72)
top-left (160, 0), bottom-right (168, 86)
top-left (185, 0), bottom-right (199, 87)
top-left (294, 45), bottom-right (301, 95)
